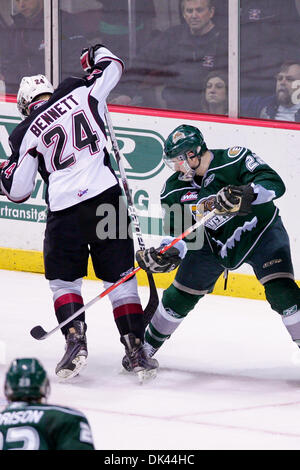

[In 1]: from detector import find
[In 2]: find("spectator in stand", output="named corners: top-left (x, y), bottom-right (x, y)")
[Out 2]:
top-left (241, 62), bottom-right (300, 122)
top-left (78, 0), bottom-right (157, 106)
top-left (200, 70), bottom-right (228, 115)
top-left (211, 0), bottom-right (228, 33)
top-left (240, 0), bottom-right (300, 101)
top-left (2, 0), bottom-right (86, 94)
top-left (82, 0), bottom-right (156, 58)
top-left (135, 0), bottom-right (228, 112)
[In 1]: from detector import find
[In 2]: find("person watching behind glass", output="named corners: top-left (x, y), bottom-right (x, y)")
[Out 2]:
top-left (200, 70), bottom-right (228, 115)
top-left (241, 62), bottom-right (300, 122)
top-left (240, 0), bottom-right (300, 101)
top-left (135, 0), bottom-right (228, 112)
top-left (2, 0), bottom-right (86, 94)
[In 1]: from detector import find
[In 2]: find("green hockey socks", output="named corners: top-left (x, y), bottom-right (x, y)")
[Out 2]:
top-left (145, 284), bottom-right (202, 353)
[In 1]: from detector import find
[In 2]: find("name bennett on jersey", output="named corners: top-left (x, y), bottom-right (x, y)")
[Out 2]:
top-left (30, 94), bottom-right (79, 137)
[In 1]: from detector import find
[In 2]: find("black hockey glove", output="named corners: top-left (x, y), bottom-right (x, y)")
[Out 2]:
top-left (136, 246), bottom-right (182, 273)
top-left (214, 184), bottom-right (256, 216)
top-left (80, 44), bottom-right (106, 73)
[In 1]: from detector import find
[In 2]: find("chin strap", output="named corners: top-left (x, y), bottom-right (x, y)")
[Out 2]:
top-left (178, 171), bottom-right (195, 182)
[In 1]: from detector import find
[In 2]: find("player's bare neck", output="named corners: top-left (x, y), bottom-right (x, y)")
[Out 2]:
top-left (196, 150), bottom-right (211, 176)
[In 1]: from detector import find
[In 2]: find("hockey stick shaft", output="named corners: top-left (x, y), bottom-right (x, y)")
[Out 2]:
top-left (30, 209), bottom-right (217, 340)
top-left (104, 105), bottom-right (159, 321)
top-left (104, 105), bottom-right (145, 248)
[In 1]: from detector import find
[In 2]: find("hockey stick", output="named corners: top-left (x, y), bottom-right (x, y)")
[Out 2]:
top-left (104, 104), bottom-right (159, 324)
top-left (30, 209), bottom-right (218, 340)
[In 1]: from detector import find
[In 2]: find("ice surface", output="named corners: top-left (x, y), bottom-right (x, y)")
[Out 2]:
top-left (1, 269), bottom-right (300, 450)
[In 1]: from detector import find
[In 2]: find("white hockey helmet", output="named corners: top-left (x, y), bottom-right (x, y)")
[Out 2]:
top-left (17, 74), bottom-right (54, 118)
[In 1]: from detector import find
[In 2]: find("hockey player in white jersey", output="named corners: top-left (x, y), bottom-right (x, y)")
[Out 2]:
top-left (0, 45), bottom-right (158, 381)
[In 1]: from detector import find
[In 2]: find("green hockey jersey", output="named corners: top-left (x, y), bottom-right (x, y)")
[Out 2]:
top-left (160, 147), bottom-right (285, 269)
top-left (0, 401), bottom-right (95, 450)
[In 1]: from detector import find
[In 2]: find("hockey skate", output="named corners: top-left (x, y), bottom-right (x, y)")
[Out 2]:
top-left (55, 321), bottom-right (88, 380)
top-left (122, 341), bottom-right (158, 372)
top-left (121, 333), bottom-right (159, 383)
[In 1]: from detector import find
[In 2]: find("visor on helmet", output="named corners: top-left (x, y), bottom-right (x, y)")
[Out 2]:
top-left (163, 152), bottom-right (199, 181)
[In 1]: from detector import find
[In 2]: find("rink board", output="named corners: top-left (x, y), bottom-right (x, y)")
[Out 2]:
top-left (0, 101), bottom-right (299, 300)
top-left (0, 245), bottom-right (269, 300)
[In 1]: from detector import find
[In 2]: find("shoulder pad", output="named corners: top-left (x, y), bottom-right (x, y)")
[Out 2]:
top-left (227, 146), bottom-right (247, 158)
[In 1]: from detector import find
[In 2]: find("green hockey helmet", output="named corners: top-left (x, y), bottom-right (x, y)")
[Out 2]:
top-left (4, 358), bottom-right (50, 402)
top-left (163, 125), bottom-right (207, 180)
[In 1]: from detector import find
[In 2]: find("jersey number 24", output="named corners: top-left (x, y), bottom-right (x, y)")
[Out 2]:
top-left (44, 111), bottom-right (100, 171)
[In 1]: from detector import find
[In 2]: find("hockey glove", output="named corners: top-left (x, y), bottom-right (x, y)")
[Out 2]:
top-left (214, 184), bottom-right (256, 216)
top-left (80, 44), bottom-right (105, 73)
top-left (136, 246), bottom-right (182, 273)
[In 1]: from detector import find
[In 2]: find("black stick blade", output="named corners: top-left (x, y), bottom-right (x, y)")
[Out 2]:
top-left (143, 273), bottom-right (159, 327)
top-left (30, 325), bottom-right (47, 340)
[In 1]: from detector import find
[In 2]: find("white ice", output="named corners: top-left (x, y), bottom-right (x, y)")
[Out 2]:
top-left (1, 269), bottom-right (300, 451)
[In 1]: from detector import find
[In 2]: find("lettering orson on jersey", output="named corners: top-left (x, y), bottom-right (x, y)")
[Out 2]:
top-left (0, 47), bottom-right (124, 211)
top-left (0, 402), bottom-right (95, 450)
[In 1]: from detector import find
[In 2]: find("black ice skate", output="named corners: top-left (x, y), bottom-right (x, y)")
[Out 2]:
top-left (122, 341), bottom-right (158, 372)
top-left (55, 321), bottom-right (88, 380)
top-left (121, 333), bottom-right (158, 382)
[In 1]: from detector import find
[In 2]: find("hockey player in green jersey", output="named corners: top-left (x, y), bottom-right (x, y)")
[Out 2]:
top-left (0, 358), bottom-right (95, 450)
top-left (133, 124), bottom-right (300, 361)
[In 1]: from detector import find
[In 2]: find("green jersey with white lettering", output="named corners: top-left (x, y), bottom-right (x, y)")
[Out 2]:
top-left (0, 401), bottom-right (95, 450)
top-left (160, 147), bottom-right (285, 269)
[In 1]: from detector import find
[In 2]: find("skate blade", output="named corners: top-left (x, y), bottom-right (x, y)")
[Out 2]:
top-left (56, 356), bottom-right (87, 381)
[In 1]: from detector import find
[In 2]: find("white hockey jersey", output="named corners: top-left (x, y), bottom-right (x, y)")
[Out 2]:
top-left (1, 47), bottom-right (123, 211)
